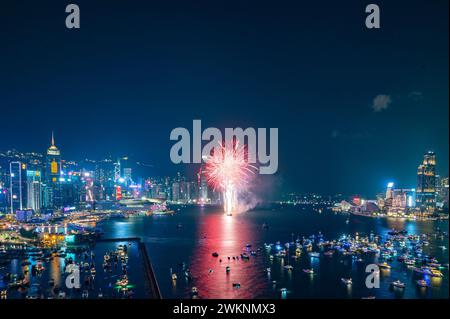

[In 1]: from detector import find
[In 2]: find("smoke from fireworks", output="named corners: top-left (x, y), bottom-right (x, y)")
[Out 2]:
top-left (204, 141), bottom-right (256, 215)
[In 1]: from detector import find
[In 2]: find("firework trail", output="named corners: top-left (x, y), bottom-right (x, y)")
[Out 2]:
top-left (204, 141), bottom-right (256, 215)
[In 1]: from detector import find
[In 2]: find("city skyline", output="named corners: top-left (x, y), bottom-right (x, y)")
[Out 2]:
top-left (0, 131), bottom-right (447, 199)
top-left (0, 131), bottom-right (448, 199)
top-left (1, 0), bottom-right (448, 196)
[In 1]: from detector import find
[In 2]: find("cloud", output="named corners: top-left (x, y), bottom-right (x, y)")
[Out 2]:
top-left (372, 94), bottom-right (391, 112)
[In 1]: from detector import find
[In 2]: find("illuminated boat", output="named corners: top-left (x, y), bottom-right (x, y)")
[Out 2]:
top-left (377, 262), bottom-right (391, 269)
top-left (416, 280), bottom-right (428, 288)
top-left (430, 269), bottom-right (444, 277)
top-left (391, 280), bottom-right (405, 289)
top-left (341, 278), bottom-right (352, 286)
top-left (116, 275), bottom-right (129, 287)
top-left (82, 290), bottom-right (89, 299)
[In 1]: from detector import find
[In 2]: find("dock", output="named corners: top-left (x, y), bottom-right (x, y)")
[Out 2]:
top-left (97, 237), bottom-right (162, 299)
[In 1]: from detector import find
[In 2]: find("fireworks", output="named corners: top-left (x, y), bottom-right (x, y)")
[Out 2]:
top-left (204, 141), bottom-right (256, 215)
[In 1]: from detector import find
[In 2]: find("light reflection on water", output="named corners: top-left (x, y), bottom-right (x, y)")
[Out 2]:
top-left (99, 205), bottom-right (449, 299)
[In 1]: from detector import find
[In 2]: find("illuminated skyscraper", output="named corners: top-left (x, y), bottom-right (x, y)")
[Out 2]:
top-left (9, 161), bottom-right (27, 214)
top-left (385, 182), bottom-right (394, 199)
top-left (26, 170), bottom-right (42, 211)
top-left (45, 132), bottom-right (62, 208)
top-left (123, 168), bottom-right (132, 184)
top-left (198, 163), bottom-right (208, 203)
top-left (416, 151), bottom-right (437, 211)
top-left (172, 182), bottom-right (180, 202)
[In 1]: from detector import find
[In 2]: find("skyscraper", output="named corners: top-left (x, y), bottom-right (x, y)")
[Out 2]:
top-left (26, 170), bottom-right (42, 211)
top-left (45, 132), bottom-right (62, 208)
top-left (9, 161), bottom-right (27, 214)
top-left (416, 151), bottom-right (437, 211)
top-left (198, 162), bottom-right (208, 204)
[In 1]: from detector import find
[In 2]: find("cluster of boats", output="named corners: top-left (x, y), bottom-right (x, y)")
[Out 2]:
top-left (0, 241), bottom-right (139, 299)
top-left (262, 228), bottom-right (448, 296)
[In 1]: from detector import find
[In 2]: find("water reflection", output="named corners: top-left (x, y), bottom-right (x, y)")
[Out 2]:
top-left (188, 210), bottom-right (265, 299)
top-left (96, 206), bottom-right (448, 299)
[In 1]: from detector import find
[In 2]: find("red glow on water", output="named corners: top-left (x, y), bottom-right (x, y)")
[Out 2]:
top-left (188, 210), bottom-right (266, 298)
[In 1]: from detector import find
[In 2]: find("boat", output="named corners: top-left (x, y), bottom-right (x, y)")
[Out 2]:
top-left (212, 252), bottom-right (219, 257)
top-left (404, 259), bottom-right (415, 266)
top-left (171, 273), bottom-right (177, 281)
top-left (116, 275), bottom-right (129, 287)
top-left (302, 269), bottom-right (314, 274)
top-left (341, 278), bottom-right (352, 285)
top-left (240, 253), bottom-right (250, 260)
top-left (284, 265), bottom-right (294, 271)
top-left (391, 280), bottom-right (406, 289)
top-left (413, 266), bottom-right (444, 277)
top-left (430, 269), bottom-right (444, 278)
top-left (377, 262), bottom-right (391, 269)
top-left (82, 290), bottom-right (89, 299)
top-left (416, 280), bottom-right (428, 288)
top-left (232, 282), bottom-right (241, 288)
top-left (309, 252), bottom-right (320, 258)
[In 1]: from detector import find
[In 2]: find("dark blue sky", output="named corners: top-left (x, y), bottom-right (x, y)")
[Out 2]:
top-left (1, 0), bottom-right (448, 197)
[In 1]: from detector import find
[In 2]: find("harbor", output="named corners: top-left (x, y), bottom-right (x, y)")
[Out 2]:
top-left (1, 204), bottom-right (449, 299)
top-left (0, 237), bottom-right (161, 299)
top-left (100, 204), bottom-right (449, 299)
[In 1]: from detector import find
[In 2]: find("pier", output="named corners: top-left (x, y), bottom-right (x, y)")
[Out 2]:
top-left (97, 237), bottom-right (162, 299)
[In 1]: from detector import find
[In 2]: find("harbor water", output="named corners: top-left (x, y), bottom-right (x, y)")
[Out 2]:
top-left (99, 205), bottom-right (449, 299)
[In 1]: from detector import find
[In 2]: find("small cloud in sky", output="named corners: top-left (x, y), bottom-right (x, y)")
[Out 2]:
top-left (372, 94), bottom-right (391, 112)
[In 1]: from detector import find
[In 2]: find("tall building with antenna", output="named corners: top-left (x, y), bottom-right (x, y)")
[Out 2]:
top-left (44, 132), bottom-right (62, 208)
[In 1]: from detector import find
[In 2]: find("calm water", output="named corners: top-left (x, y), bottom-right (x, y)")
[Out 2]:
top-left (99, 205), bottom-right (449, 299)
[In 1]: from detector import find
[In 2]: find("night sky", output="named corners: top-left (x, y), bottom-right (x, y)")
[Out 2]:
top-left (1, 0), bottom-right (448, 197)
